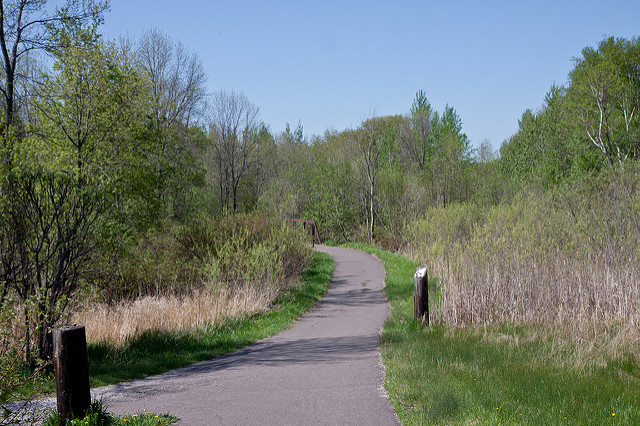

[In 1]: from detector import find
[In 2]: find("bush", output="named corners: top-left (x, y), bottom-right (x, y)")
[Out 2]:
top-left (42, 399), bottom-right (112, 426)
top-left (178, 214), bottom-right (312, 289)
top-left (89, 214), bottom-right (313, 302)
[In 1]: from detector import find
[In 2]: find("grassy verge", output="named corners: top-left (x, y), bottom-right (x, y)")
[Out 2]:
top-left (348, 243), bottom-right (640, 425)
top-left (86, 250), bottom-right (333, 387)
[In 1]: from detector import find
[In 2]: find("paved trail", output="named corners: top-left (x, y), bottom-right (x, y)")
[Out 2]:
top-left (94, 246), bottom-right (398, 425)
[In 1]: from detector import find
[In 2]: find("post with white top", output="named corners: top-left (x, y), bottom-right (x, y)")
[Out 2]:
top-left (414, 265), bottom-right (429, 325)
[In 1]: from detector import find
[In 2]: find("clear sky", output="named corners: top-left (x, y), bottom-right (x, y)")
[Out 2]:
top-left (100, 0), bottom-right (639, 150)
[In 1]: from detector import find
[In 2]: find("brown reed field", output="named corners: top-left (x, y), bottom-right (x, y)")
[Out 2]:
top-left (404, 166), bottom-right (640, 364)
top-left (72, 285), bottom-right (280, 347)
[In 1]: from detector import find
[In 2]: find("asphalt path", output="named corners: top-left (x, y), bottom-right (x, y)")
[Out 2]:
top-left (92, 245), bottom-right (399, 425)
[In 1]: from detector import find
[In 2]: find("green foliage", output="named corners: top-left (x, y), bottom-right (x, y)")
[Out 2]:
top-left (43, 399), bottom-right (111, 426)
top-left (300, 153), bottom-right (360, 243)
top-left (95, 226), bottom-right (200, 302)
top-left (569, 36), bottom-right (640, 166)
top-left (499, 87), bottom-right (582, 190)
top-left (470, 142), bottom-right (505, 206)
top-left (110, 413), bottom-right (177, 426)
top-left (136, 28), bottom-right (209, 222)
top-left (410, 90), bottom-right (431, 116)
top-left (86, 251), bottom-right (333, 387)
top-left (404, 90), bottom-right (433, 171)
top-left (408, 202), bottom-right (487, 259)
top-left (260, 92), bottom-right (478, 249)
top-left (177, 214), bottom-right (313, 286)
top-left (1, 21), bottom-right (165, 363)
top-left (34, 28), bottom-right (163, 231)
top-left (501, 35), bottom-right (640, 188)
top-left (406, 162), bottom-right (640, 332)
top-left (95, 213), bottom-right (314, 301)
top-left (42, 399), bottom-right (177, 426)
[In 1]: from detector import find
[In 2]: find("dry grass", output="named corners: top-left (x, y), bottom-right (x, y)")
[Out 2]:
top-left (72, 284), bottom-right (281, 347)
top-left (405, 169), bottom-right (640, 362)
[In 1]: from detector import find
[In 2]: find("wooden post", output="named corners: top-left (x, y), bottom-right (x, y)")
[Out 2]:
top-left (53, 326), bottom-right (91, 421)
top-left (414, 265), bottom-right (429, 325)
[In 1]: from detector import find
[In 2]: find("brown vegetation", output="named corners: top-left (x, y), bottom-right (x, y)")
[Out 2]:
top-left (73, 286), bottom-right (279, 347)
top-left (404, 166), bottom-right (640, 360)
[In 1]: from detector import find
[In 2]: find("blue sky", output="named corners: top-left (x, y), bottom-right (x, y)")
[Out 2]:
top-left (100, 0), bottom-right (639, 150)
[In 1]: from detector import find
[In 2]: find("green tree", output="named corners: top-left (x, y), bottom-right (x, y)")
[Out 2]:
top-left (136, 27), bottom-right (208, 220)
top-left (301, 141), bottom-right (360, 243)
top-left (356, 116), bottom-right (387, 242)
top-left (2, 26), bottom-right (152, 364)
top-left (0, 0), bottom-right (108, 167)
top-left (568, 36), bottom-right (640, 166)
top-left (500, 84), bottom-right (593, 189)
top-left (472, 139), bottom-right (504, 205)
top-left (400, 90), bottom-right (433, 170)
top-left (427, 105), bottom-right (472, 206)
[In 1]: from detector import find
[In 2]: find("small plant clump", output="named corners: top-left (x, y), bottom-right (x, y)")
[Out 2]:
top-left (42, 400), bottom-right (177, 426)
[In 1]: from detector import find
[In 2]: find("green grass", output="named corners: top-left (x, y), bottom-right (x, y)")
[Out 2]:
top-left (111, 413), bottom-right (177, 425)
top-left (348, 243), bottom-right (640, 425)
top-left (87, 250), bottom-right (334, 387)
top-left (42, 399), bottom-right (178, 425)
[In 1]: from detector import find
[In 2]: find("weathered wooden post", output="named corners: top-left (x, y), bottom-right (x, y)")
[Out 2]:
top-left (53, 325), bottom-right (91, 421)
top-left (414, 265), bottom-right (429, 325)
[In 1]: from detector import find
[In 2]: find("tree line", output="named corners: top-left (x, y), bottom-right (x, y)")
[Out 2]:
top-left (1, 0), bottom-right (638, 367)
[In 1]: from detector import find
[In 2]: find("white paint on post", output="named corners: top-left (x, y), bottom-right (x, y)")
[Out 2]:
top-left (414, 267), bottom-right (427, 280)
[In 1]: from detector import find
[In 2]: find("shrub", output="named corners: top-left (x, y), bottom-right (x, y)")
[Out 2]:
top-left (177, 214), bottom-right (312, 290)
top-left (405, 165), bottom-right (640, 359)
top-left (87, 213), bottom-right (313, 302)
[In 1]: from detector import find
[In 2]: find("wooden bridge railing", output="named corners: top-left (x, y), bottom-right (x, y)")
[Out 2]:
top-left (287, 219), bottom-right (322, 246)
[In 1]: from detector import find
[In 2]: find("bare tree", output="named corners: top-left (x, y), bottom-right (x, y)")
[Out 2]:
top-left (3, 173), bottom-right (103, 366)
top-left (137, 27), bottom-right (207, 128)
top-left (355, 116), bottom-right (385, 243)
top-left (209, 90), bottom-right (260, 213)
top-left (136, 27), bottom-right (208, 217)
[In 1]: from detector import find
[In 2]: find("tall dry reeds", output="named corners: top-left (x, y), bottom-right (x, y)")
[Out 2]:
top-left (405, 166), bottom-right (640, 359)
top-left (72, 285), bottom-right (279, 347)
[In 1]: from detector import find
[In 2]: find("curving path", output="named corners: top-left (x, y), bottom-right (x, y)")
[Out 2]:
top-left (93, 246), bottom-right (399, 425)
